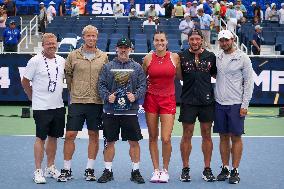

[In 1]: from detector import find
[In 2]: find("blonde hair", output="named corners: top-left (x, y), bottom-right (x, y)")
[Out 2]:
top-left (82, 25), bottom-right (98, 35)
top-left (42, 33), bottom-right (57, 44)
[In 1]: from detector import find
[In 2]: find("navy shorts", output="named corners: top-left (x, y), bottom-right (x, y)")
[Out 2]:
top-left (213, 103), bottom-right (245, 135)
top-left (66, 104), bottom-right (103, 131)
top-left (33, 107), bottom-right (66, 140)
top-left (102, 113), bottom-right (143, 142)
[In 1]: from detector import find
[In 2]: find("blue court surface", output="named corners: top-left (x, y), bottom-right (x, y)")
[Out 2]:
top-left (0, 136), bottom-right (283, 189)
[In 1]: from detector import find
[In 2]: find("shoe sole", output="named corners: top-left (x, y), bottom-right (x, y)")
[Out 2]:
top-left (85, 177), bottom-right (96, 181)
top-left (202, 175), bottom-right (216, 182)
top-left (57, 176), bottom-right (73, 182)
top-left (33, 178), bottom-right (46, 184)
top-left (180, 177), bottom-right (191, 182)
top-left (130, 178), bottom-right (145, 184)
top-left (97, 177), bottom-right (114, 183)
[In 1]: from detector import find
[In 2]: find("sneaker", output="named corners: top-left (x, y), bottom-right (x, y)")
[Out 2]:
top-left (229, 168), bottom-right (240, 184)
top-left (130, 169), bottom-right (145, 184)
top-left (33, 169), bottom-right (46, 184)
top-left (97, 169), bottom-right (113, 183)
top-left (84, 168), bottom-right (96, 181)
top-left (159, 169), bottom-right (169, 183)
top-left (180, 167), bottom-right (191, 182)
top-left (57, 169), bottom-right (73, 182)
top-left (44, 165), bottom-right (61, 179)
top-left (217, 166), bottom-right (230, 181)
top-left (202, 167), bottom-right (216, 182)
top-left (150, 170), bottom-right (160, 183)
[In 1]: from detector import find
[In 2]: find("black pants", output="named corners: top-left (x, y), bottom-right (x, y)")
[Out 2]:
top-left (39, 19), bottom-right (46, 33)
top-left (4, 44), bottom-right (18, 52)
top-left (252, 46), bottom-right (260, 55)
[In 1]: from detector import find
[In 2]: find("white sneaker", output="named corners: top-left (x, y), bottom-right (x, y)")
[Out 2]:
top-left (159, 169), bottom-right (169, 183)
top-left (33, 169), bottom-right (46, 184)
top-left (150, 170), bottom-right (160, 183)
top-left (44, 165), bottom-right (61, 179)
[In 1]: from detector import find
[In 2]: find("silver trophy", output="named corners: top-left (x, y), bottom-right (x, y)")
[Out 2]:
top-left (110, 69), bottom-right (134, 110)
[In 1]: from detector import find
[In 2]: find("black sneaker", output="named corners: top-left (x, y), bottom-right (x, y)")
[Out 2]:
top-left (84, 168), bottom-right (96, 181)
top-left (202, 167), bottom-right (215, 182)
top-left (97, 169), bottom-right (114, 183)
top-left (130, 169), bottom-right (145, 184)
top-left (180, 167), bottom-right (191, 182)
top-left (229, 168), bottom-right (240, 184)
top-left (217, 166), bottom-right (230, 181)
top-left (57, 169), bottom-right (73, 182)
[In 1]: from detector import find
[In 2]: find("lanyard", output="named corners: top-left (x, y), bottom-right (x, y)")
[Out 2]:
top-left (42, 53), bottom-right (58, 92)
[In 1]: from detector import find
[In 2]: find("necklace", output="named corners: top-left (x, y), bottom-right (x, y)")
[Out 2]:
top-left (156, 52), bottom-right (167, 64)
top-left (42, 52), bottom-right (58, 93)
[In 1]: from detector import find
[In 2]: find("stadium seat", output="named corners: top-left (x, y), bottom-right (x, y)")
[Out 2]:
top-left (134, 44), bottom-right (148, 53)
top-left (58, 44), bottom-right (74, 52)
top-left (262, 31), bottom-right (276, 45)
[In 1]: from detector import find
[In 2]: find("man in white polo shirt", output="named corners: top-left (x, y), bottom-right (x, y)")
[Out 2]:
top-left (22, 33), bottom-right (66, 184)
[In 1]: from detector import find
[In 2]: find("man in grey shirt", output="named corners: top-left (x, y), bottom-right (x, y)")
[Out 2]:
top-left (213, 30), bottom-right (254, 184)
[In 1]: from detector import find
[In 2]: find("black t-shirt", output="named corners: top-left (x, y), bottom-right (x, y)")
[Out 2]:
top-left (178, 49), bottom-right (217, 105)
top-left (252, 32), bottom-right (261, 47)
top-left (164, 3), bottom-right (174, 18)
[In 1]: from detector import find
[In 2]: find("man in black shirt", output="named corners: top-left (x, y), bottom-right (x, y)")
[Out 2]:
top-left (251, 25), bottom-right (262, 55)
top-left (59, 0), bottom-right (67, 16)
top-left (178, 29), bottom-right (217, 183)
top-left (162, 0), bottom-right (174, 18)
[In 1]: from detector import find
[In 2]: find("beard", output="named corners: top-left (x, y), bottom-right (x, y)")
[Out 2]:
top-left (190, 44), bottom-right (202, 52)
top-left (222, 44), bottom-right (233, 53)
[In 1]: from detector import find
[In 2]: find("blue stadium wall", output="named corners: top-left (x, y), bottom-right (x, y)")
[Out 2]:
top-left (8, 0), bottom-right (284, 17)
top-left (0, 53), bottom-right (283, 105)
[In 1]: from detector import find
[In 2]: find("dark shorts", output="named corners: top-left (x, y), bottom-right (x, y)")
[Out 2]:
top-left (102, 113), bottom-right (143, 142)
top-left (213, 103), bottom-right (245, 136)
top-left (66, 104), bottom-right (103, 131)
top-left (33, 107), bottom-right (66, 140)
top-left (178, 103), bottom-right (215, 124)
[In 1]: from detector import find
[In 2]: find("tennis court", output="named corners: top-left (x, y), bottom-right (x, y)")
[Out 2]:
top-left (0, 106), bottom-right (283, 189)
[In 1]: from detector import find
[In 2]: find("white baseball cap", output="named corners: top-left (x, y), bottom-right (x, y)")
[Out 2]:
top-left (281, 3), bottom-right (284, 7)
top-left (271, 3), bottom-right (276, 7)
top-left (212, 0), bottom-right (218, 3)
top-left (251, 2), bottom-right (256, 5)
top-left (39, 2), bottom-right (44, 5)
top-left (197, 4), bottom-right (204, 11)
top-left (229, 2), bottom-right (233, 6)
top-left (193, 1), bottom-right (198, 4)
top-left (184, 13), bottom-right (190, 18)
top-left (218, 30), bottom-right (234, 40)
top-left (131, 8), bottom-right (136, 12)
top-left (49, 1), bottom-right (55, 5)
top-left (255, 25), bottom-right (262, 30)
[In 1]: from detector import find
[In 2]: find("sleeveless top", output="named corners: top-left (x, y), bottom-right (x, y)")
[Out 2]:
top-left (146, 51), bottom-right (176, 96)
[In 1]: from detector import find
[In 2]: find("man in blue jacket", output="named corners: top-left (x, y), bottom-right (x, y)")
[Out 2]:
top-left (3, 20), bottom-right (21, 52)
top-left (97, 37), bottom-right (146, 184)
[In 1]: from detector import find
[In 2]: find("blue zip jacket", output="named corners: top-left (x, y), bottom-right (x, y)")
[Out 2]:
top-left (98, 58), bottom-right (146, 115)
top-left (3, 27), bottom-right (21, 45)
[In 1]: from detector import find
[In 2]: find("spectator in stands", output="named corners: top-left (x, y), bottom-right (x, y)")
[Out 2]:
top-left (142, 16), bottom-right (155, 28)
top-left (47, 1), bottom-right (56, 24)
top-left (0, 7), bottom-right (7, 28)
top-left (190, 1), bottom-right (198, 19)
top-left (178, 29), bottom-right (217, 183)
top-left (76, 0), bottom-right (87, 15)
top-left (144, 5), bottom-right (158, 18)
top-left (3, 0), bottom-right (16, 17)
top-left (21, 33), bottom-right (65, 184)
top-left (235, 5), bottom-right (243, 22)
top-left (125, 0), bottom-right (135, 16)
top-left (162, 0), bottom-right (174, 18)
top-left (97, 37), bottom-right (146, 184)
top-left (251, 2), bottom-right (257, 18)
top-left (212, 0), bottom-right (220, 33)
top-left (269, 3), bottom-right (279, 22)
top-left (254, 5), bottom-right (263, 23)
top-left (153, 16), bottom-right (160, 26)
top-left (57, 25), bottom-right (108, 182)
top-left (220, 1), bottom-right (227, 22)
top-left (235, 0), bottom-right (246, 18)
top-left (185, 2), bottom-right (192, 14)
top-left (279, 3), bottom-right (284, 24)
top-left (251, 25), bottom-right (262, 55)
top-left (196, 6), bottom-right (213, 49)
top-left (200, 0), bottom-right (213, 15)
top-left (3, 20), bottom-right (20, 52)
top-left (129, 8), bottom-right (138, 19)
top-left (113, 0), bottom-right (124, 18)
top-left (225, 2), bottom-right (237, 33)
top-left (215, 30), bottom-right (254, 185)
top-left (59, 0), bottom-right (67, 16)
top-left (179, 13), bottom-right (195, 48)
top-left (264, 3), bottom-right (271, 21)
top-left (252, 16), bottom-right (259, 25)
top-left (38, 2), bottom-right (47, 34)
top-left (172, 0), bottom-right (185, 19)
top-left (70, 2), bottom-right (79, 17)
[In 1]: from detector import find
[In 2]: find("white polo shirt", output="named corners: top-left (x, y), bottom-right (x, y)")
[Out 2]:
top-left (23, 53), bottom-right (65, 110)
